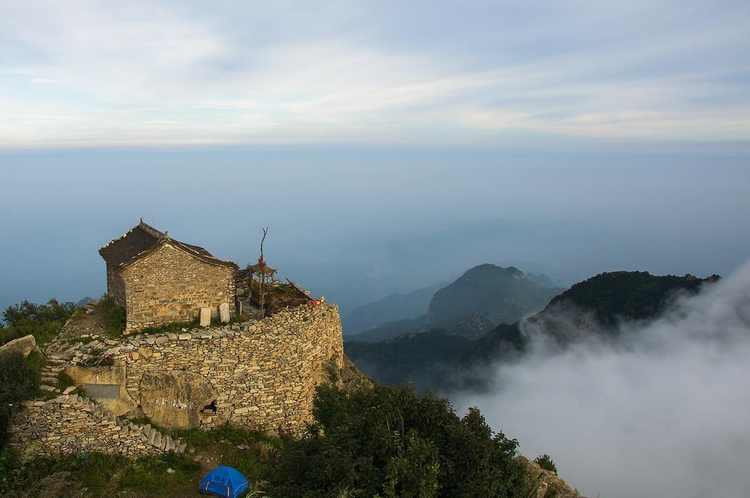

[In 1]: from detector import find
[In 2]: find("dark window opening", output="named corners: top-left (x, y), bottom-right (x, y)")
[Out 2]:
top-left (202, 400), bottom-right (218, 414)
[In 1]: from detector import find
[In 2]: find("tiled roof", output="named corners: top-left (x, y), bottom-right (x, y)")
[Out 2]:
top-left (99, 220), bottom-right (237, 270)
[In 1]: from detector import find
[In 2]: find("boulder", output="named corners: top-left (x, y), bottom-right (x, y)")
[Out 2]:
top-left (139, 371), bottom-right (217, 429)
top-left (0, 334), bottom-right (38, 358)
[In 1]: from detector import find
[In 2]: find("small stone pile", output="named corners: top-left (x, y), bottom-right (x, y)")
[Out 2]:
top-left (8, 393), bottom-right (186, 459)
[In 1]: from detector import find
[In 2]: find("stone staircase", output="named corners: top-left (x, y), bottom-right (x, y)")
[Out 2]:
top-left (11, 393), bottom-right (186, 457)
top-left (18, 338), bottom-right (189, 457)
top-left (39, 334), bottom-right (115, 393)
top-left (39, 353), bottom-right (69, 394)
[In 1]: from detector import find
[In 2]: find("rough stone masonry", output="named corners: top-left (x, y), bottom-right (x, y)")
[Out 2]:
top-left (118, 302), bottom-right (344, 434)
top-left (8, 394), bottom-right (186, 459)
top-left (8, 302), bottom-right (344, 459)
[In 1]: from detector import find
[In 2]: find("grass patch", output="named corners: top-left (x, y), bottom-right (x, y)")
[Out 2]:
top-left (119, 452), bottom-right (202, 496)
top-left (171, 425), bottom-right (279, 485)
top-left (2, 451), bottom-right (204, 497)
top-left (2, 426), bottom-right (279, 497)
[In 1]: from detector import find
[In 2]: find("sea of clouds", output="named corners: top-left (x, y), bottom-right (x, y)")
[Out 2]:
top-left (456, 261), bottom-right (750, 498)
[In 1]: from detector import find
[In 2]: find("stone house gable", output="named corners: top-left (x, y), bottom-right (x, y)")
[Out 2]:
top-left (100, 221), bottom-right (239, 334)
top-left (99, 221), bottom-right (163, 306)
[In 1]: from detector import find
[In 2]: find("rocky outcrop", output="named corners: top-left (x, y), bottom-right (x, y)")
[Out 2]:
top-left (0, 334), bottom-right (38, 358)
top-left (139, 371), bottom-right (217, 429)
top-left (7, 394), bottom-right (185, 460)
top-left (519, 457), bottom-right (583, 498)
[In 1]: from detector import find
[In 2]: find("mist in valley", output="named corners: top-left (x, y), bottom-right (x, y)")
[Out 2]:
top-left (455, 260), bottom-right (750, 498)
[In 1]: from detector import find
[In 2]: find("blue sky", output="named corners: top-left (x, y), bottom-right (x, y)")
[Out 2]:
top-left (1, 0), bottom-right (749, 147)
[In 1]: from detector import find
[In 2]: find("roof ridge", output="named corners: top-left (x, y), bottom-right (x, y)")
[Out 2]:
top-left (137, 220), bottom-right (165, 239)
top-left (118, 237), bottom-right (238, 270)
top-left (99, 219), bottom-right (163, 251)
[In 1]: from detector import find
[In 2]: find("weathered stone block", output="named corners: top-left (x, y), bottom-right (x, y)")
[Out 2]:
top-left (0, 335), bottom-right (38, 358)
top-left (219, 303), bottom-right (230, 323)
top-left (139, 371), bottom-right (217, 430)
top-left (200, 307), bottom-right (211, 327)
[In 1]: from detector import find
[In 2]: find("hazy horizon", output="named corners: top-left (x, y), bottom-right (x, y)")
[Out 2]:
top-left (3, 0), bottom-right (749, 318)
top-left (2, 144), bottom-right (749, 323)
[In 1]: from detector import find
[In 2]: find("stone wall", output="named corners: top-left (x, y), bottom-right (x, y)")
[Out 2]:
top-left (107, 263), bottom-right (127, 307)
top-left (8, 394), bottom-right (185, 460)
top-left (110, 303), bottom-right (343, 435)
top-left (8, 303), bottom-right (344, 460)
top-left (121, 242), bottom-right (236, 334)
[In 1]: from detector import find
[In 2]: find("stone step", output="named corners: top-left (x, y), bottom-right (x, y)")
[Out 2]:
top-left (40, 385), bottom-right (59, 393)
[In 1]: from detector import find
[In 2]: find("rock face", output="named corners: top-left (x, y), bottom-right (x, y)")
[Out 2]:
top-left (139, 371), bottom-right (217, 429)
top-left (0, 334), bottom-right (38, 357)
top-left (518, 457), bottom-right (583, 498)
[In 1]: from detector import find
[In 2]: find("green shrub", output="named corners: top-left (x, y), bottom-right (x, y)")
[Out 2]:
top-left (0, 405), bottom-right (10, 451)
top-left (0, 352), bottom-right (41, 449)
top-left (266, 383), bottom-right (530, 498)
top-left (0, 299), bottom-right (76, 347)
top-left (4, 452), bottom-right (202, 497)
top-left (96, 296), bottom-right (126, 337)
top-left (534, 454), bottom-right (557, 474)
top-left (0, 446), bottom-right (19, 490)
top-left (0, 352), bottom-right (40, 404)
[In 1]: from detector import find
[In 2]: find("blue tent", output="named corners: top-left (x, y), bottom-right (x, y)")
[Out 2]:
top-left (199, 465), bottom-right (250, 498)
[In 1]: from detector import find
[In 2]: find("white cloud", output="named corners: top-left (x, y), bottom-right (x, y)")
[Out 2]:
top-left (0, 0), bottom-right (748, 147)
top-left (455, 261), bottom-right (750, 498)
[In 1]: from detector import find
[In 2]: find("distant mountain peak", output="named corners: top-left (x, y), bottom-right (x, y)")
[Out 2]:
top-left (428, 263), bottom-right (561, 338)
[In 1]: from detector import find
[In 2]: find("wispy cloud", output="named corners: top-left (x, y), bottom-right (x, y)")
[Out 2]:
top-left (1, 0), bottom-right (749, 147)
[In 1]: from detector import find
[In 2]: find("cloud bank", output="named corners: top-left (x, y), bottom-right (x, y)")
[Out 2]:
top-left (1, 0), bottom-right (749, 147)
top-left (456, 260), bottom-right (750, 498)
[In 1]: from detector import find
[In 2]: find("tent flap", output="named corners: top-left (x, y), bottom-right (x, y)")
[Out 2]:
top-left (199, 465), bottom-right (250, 498)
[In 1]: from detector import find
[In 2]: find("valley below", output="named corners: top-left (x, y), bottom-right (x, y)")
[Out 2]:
top-left (344, 262), bottom-right (750, 498)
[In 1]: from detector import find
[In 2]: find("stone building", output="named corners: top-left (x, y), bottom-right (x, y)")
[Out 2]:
top-left (99, 220), bottom-right (238, 334)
